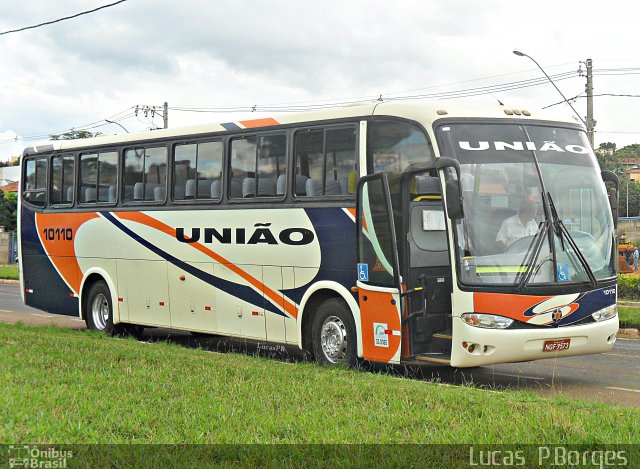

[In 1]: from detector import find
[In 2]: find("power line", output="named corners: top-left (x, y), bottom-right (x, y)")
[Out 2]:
top-left (168, 71), bottom-right (579, 114)
top-left (3, 65), bottom-right (624, 146)
top-left (0, 0), bottom-right (128, 37)
top-left (0, 107), bottom-right (136, 144)
top-left (545, 93), bottom-right (640, 108)
top-left (0, 70), bottom-right (582, 145)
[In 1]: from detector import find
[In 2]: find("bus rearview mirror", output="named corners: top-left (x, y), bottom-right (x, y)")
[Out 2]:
top-left (445, 180), bottom-right (464, 220)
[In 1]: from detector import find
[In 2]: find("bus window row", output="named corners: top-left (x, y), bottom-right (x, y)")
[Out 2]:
top-left (23, 125), bottom-right (359, 208)
top-left (23, 119), bottom-right (434, 208)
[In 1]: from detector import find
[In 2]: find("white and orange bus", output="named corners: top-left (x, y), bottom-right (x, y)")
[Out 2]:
top-left (19, 101), bottom-right (620, 367)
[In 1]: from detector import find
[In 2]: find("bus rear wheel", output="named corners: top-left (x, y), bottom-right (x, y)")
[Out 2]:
top-left (85, 280), bottom-right (144, 338)
top-left (86, 280), bottom-right (115, 334)
top-left (311, 298), bottom-right (357, 367)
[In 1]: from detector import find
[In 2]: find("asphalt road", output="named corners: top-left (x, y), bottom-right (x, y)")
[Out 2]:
top-left (1, 282), bottom-right (639, 407)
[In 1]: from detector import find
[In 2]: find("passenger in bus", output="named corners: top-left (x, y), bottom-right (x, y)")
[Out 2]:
top-left (495, 199), bottom-right (538, 252)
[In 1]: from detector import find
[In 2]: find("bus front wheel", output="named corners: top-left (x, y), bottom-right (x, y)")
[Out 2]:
top-left (311, 298), bottom-right (357, 367)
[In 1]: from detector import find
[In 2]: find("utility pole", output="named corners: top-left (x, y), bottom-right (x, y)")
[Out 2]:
top-left (163, 101), bottom-right (168, 129)
top-left (135, 103), bottom-right (168, 130)
top-left (585, 59), bottom-right (595, 148)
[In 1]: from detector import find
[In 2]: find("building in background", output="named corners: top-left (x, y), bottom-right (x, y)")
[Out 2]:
top-left (0, 166), bottom-right (20, 187)
top-left (627, 168), bottom-right (640, 184)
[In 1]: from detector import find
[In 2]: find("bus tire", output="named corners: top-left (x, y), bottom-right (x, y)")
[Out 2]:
top-left (85, 280), bottom-right (116, 335)
top-left (311, 298), bottom-right (357, 367)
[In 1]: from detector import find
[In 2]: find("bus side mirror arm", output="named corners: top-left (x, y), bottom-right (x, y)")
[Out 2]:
top-left (601, 170), bottom-right (619, 228)
top-left (435, 157), bottom-right (464, 220)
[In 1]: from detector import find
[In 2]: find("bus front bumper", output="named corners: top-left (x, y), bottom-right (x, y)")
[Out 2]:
top-left (449, 316), bottom-right (619, 368)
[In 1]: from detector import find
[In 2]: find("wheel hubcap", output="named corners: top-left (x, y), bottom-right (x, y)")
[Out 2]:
top-left (91, 293), bottom-right (110, 330)
top-left (320, 315), bottom-right (348, 363)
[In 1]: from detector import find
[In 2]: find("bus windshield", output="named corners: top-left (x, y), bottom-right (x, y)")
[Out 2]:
top-left (437, 122), bottom-right (616, 288)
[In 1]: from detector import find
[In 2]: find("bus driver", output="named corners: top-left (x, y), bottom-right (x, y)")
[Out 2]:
top-left (495, 199), bottom-right (538, 252)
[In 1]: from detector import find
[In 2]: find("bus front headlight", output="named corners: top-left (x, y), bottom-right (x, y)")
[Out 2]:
top-left (591, 304), bottom-right (617, 322)
top-left (461, 313), bottom-right (514, 329)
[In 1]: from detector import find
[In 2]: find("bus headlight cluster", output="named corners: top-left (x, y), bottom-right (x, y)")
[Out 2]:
top-left (591, 304), bottom-right (617, 322)
top-left (461, 313), bottom-right (514, 329)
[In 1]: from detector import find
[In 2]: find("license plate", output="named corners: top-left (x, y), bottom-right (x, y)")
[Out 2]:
top-left (543, 338), bottom-right (571, 352)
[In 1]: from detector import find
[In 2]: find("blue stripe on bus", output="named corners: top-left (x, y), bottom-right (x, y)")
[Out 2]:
top-left (221, 122), bottom-right (242, 132)
top-left (101, 212), bottom-right (285, 317)
top-left (20, 208), bottom-right (78, 316)
top-left (281, 208), bottom-right (358, 305)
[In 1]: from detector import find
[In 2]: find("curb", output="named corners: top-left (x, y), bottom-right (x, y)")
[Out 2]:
top-left (619, 328), bottom-right (640, 339)
top-left (616, 302), bottom-right (640, 337)
top-left (0, 278), bottom-right (19, 284)
top-left (618, 301), bottom-right (640, 307)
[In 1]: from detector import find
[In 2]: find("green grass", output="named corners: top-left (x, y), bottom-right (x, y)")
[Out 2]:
top-left (618, 306), bottom-right (640, 328)
top-left (0, 264), bottom-right (18, 280)
top-left (1, 323), bottom-right (639, 451)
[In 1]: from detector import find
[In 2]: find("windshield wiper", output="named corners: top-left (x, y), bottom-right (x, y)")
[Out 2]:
top-left (547, 192), bottom-right (598, 288)
top-left (515, 219), bottom-right (549, 290)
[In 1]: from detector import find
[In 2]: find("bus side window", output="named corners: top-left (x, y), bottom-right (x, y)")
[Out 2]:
top-left (50, 154), bottom-right (75, 206)
top-left (294, 126), bottom-right (357, 197)
top-left (229, 134), bottom-right (286, 200)
top-left (230, 137), bottom-right (257, 199)
top-left (173, 140), bottom-right (223, 201)
top-left (80, 151), bottom-right (118, 204)
top-left (256, 134), bottom-right (286, 198)
top-left (368, 120), bottom-right (433, 173)
top-left (123, 147), bottom-right (167, 203)
top-left (23, 157), bottom-right (48, 208)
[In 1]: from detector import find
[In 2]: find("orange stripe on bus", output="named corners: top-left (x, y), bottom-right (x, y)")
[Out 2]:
top-left (239, 117), bottom-right (279, 128)
top-left (474, 292), bottom-right (551, 322)
top-left (113, 211), bottom-right (299, 319)
top-left (35, 212), bottom-right (99, 294)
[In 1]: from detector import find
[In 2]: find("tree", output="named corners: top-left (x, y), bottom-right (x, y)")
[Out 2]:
top-left (615, 144), bottom-right (640, 160)
top-left (596, 150), bottom-right (619, 172)
top-left (0, 190), bottom-right (17, 232)
top-left (598, 142), bottom-right (617, 150)
top-left (50, 130), bottom-right (101, 140)
top-left (617, 176), bottom-right (640, 217)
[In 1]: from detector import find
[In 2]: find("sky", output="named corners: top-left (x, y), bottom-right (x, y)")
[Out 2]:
top-left (1, 0), bottom-right (640, 162)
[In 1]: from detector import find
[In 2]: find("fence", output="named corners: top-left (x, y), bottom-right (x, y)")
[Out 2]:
top-left (9, 231), bottom-right (17, 264)
top-left (0, 229), bottom-right (17, 264)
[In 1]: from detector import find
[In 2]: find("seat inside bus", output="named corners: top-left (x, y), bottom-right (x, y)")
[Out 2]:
top-left (276, 174), bottom-right (309, 196)
top-left (210, 179), bottom-right (221, 199)
top-left (305, 179), bottom-right (342, 196)
top-left (242, 177), bottom-right (277, 197)
top-left (133, 182), bottom-right (166, 201)
top-left (185, 179), bottom-right (216, 199)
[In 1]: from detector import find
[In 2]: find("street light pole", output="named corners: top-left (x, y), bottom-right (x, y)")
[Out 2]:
top-left (105, 119), bottom-right (129, 133)
top-left (513, 50), bottom-right (589, 141)
top-left (627, 179), bottom-right (629, 217)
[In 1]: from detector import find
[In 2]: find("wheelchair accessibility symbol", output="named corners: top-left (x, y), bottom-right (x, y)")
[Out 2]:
top-left (557, 263), bottom-right (569, 282)
top-left (357, 263), bottom-right (369, 282)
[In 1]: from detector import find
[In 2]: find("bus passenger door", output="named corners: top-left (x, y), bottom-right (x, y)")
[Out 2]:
top-left (356, 173), bottom-right (403, 364)
top-left (402, 172), bottom-right (452, 363)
